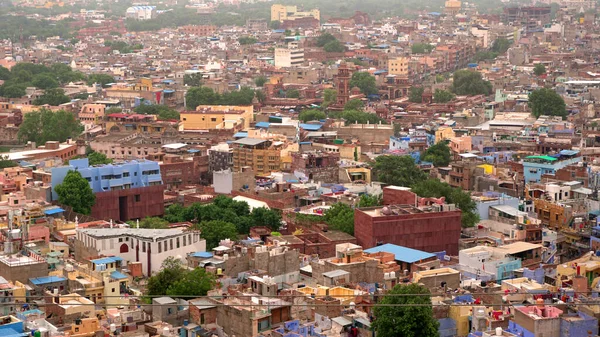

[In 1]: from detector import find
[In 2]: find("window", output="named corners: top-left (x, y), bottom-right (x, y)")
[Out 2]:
top-left (211, 118), bottom-right (217, 122)
top-left (170, 239), bottom-right (173, 250)
top-left (119, 238), bottom-right (123, 243)
top-left (112, 288), bottom-right (116, 293)
top-left (142, 242), bottom-right (146, 252)
top-left (183, 236), bottom-right (186, 246)
top-left (164, 241), bottom-right (168, 251)
top-left (158, 242), bottom-right (162, 253)
top-left (135, 194), bottom-right (141, 202)
top-left (176, 238), bottom-right (180, 248)
top-left (123, 172), bottom-right (130, 177)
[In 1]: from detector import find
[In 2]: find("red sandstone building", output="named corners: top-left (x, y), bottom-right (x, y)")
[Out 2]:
top-left (354, 186), bottom-right (462, 255)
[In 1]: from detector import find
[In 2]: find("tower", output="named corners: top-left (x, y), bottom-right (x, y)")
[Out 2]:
top-left (336, 63), bottom-right (351, 106)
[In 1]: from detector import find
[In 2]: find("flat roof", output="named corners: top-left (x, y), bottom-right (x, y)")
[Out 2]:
top-left (29, 276), bottom-right (66, 285)
top-left (490, 204), bottom-right (527, 217)
top-left (232, 138), bottom-right (268, 146)
top-left (322, 270), bottom-right (350, 278)
top-left (90, 256), bottom-right (123, 265)
top-left (364, 243), bottom-right (435, 263)
top-left (496, 242), bottom-right (542, 255)
top-left (79, 228), bottom-right (189, 240)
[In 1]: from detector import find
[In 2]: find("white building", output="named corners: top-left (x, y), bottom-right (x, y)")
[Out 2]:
top-left (76, 228), bottom-right (206, 276)
top-left (458, 242), bottom-right (542, 281)
top-left (274, 42), bottom-right (304, 68)
top-left (125, 6), bottom-right (156, 20)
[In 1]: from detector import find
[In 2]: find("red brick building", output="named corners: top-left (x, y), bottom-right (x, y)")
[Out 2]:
top-left (91, 185), bottom-right (165, 221)
top-left (355, 187), bottom-right (462, 255)
top-left (179, 25), bottom-right (217, 36)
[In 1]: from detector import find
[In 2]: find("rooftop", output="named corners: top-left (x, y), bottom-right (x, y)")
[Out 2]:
top-left (364, 244), bottom-right (435, 263)
top-left (79, 228), bottom-right (192, 240)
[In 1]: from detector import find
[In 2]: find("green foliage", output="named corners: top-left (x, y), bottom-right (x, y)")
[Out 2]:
top-left (0, 63), bottom-right (83, 98)
top-left (127, 217), bottom-right (169, 229)
top-left (332, 110), bottom-right (386, 125)
top-left (422, 142), bottom-right (451, 167)
top-left (286, 89), bottom-right (300, 98)
top-left (472, 51), bottom-right (498, 62)
top-left (433, 89), bottom-right (455, 103)
top-left (534, 64), bottom-right (546, 76)
top-left (323, 40), bottom-right (345, 53)
top-left (220, 86), bottom-right (256, 105)
top-left (491, 38), bottom-right (511, 54)
top-left (358, 194), bottom-right (381, 207)
top-left (317, 32), bottom-right (337, 47)
top-left (1, 85), bottom-right (26, 98)
top-left (147, 257), bottom-right (215, 299)
top-left (184, 73), bottom-right (203, 87)
top-left (298, 109), bottom-right (326, 122)
top-left (323, 203), bottom-right (354, 235)
top-left (350, 72), bottom-right (378, 95)
top-left (344, 99), bottom-right (364, 111)
top-left (185, 86), bottom-right (220, 110)
top-left (254, 76), bottom-right (268, 87)
top-left (372, 283), bottom-right (439, 337)
top-left (345, 58), bottom-right (367, 66)
top-left (411, 179), bottom-right (480, 228)
top-left (55, 170), bottom-right (96, 215)
top-left (18, 108), bottom-right (82, 144)
top-left (198, 220), bottom-right (239, 250)
top-left (33, 88), bottom-right (70, 106)
top-left (87, 151), bottom-right (113, 165)
top-left (106, 107), bottom-right (123, 114)
top-left (87, 74), bottom-right (115, 87)
top-left (134, 104), bottom-right (180, 120)
top-left (251, 207), bottom-right (282, 231)
top-left (528, 88), bottom-right (566, 118)
top-left (322, 88), bottom-right (337, 108)
top-left (270, 20), bottom-right (280, 29)
top-left (411, 43), bottom-right (434, 54)
top-left (408, 87), bottom-right (424, 103)
top-left (32, 73), bottom-right (59, 90)
top-left (372, 155), bottom-right (427, 187)
top-left (451, 70), bottom-right (492, 96)
top-left (104, 40), bottom-right (142, 54)
top-left (238, 36), bottom-right (258, 45)
top-left (0, 16), bottom-right (73, 40)
top-left (0, 155), bottom-right (17, 169)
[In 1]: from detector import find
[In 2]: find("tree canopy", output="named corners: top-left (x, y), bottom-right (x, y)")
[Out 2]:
top-left (350, 72), bottom-right (378, 96)
top-left (238, 36), bottom-right (258, 45)
top-left (528, 88), bottom-right (566, 118)
top-left (298, 109), bottom-right (326, 122)
top-left (197, 220), bottom-right (239, 250)
top-left (411, 43), bottom-right (434, 54)
top-left (322, 89), bottom-right (337, 108)
top-left (55, 170), bottom-right (96, 215)
top-left (433, 89), bottom-right (455, 103)
top-left (316, 32), bottom-right (337, 47)
top-left (134, 104), bottom-right (180, 120)
top-left (451, 70), bottom-right (492, 96)
top-left (183, 73), bottom-right (203, 87)
top-left (286, 89), bottom-right (300, 98)
top-left (185, 86), bottom-right (256, 110)
top-left (127, 217), bottom-right (169, 229)
top-left (491, 37), bottom-right (511, 54)
top-left (18, 108), bottom-right (82, 145)
top-left (87, 151), bottom-right (113, 165)
top-left (331, 110), bottom-right (386, 125)
top-left (372, 155), bottom-right (427, 187)
top-left (33, 88), bottom-right (71, 106)
top-left (372, 283), bottom-right (439, 337)
top-left (147, 257), bottom-right (215, 299)
top-left (87, 74), bottom-right (115, 87)
top-left (422, 142), bottom-right (451, 167)
top-left (533, 64), bottom-right (546, 76)
top-left (254, 76), bottom-right (268, 87)
top-left (323, 203), bottom-right (355, 235)
top-left (344, 98), bottom-right (364, 111)
top-left (323, 40), bottom-right (345, 53)
top-left (408, 87), bottom-right (424, 103)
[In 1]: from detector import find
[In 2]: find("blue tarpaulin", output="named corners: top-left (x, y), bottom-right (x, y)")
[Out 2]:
top-left (44, 208), bottom-right (64, 215)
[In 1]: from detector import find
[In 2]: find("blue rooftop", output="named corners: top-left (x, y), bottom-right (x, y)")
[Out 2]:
top-left (233, 131), bottom-right (248, 138)
top-left (110, 271), bottom-right (128, 280)
top-left (191, 252), bottom-right (213, 258)
top-left (90, 256), bottom-right (123, 265)
top-left (559, 149), bottom-right (579, 156)
top-left (44, 208), bottom-right (64, 215)
top-left (299, 123), bottom-right (323, 131)
top-left (364, 244), bottom-right (435, 263)
top-left (255, 122), bottom-right (270, 128)
top-left (29, 276), bottom-right (66, 286)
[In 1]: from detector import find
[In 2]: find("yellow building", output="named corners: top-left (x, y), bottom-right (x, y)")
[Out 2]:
top-left (388, 56), bottom-right (409, 76)
top-left (271, 4), bottom-right (320, 22)
top-left (435, 127), bottom-right (455, 143)
top-left (444, 0), bottom-right (461, 14)
top-left (232, 138), bottom-right (286, 176)
top-left (181, 105), bottom-right (254, 130)
top-left (70, 317), bottom-right (100, 337)
top-left (477, 163), bottom-right (494, 175)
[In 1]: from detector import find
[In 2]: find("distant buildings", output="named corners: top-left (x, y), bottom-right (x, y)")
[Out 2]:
top-left (271, 4), bottom-right (320, 23)
top-left (274, 42), bottom-right (305, 68)
top-left (125, 6), bottom-right (156, 20)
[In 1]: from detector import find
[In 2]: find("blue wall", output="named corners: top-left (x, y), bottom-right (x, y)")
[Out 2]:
top-left (507, 321), bottom-right (535, 337)
top-left (523, 157), bottom-right (581, 183)
top-left (560, 313), bottom-right (598, 337)
top-left (50, 158), bottom-right (162, 199)
top-left (475, 193), bottom-right (520, 220)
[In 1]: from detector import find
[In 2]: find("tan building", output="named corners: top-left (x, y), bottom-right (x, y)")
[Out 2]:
top-left (271, 4), bottom-right (320, 22)
top-left (232, 138), bottom-right (284, 176)
top-left (274, 43), bottom-right (305, 68)
top-left (181, 105), bottom-right (253, 130)
top-left (78, 103), bottom-right (105, 130)
top-left (388, 56), bottom-right (409, 76)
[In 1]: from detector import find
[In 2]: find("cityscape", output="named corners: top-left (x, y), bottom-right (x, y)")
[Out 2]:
top-left (0, 0), bottom-right (598, 336)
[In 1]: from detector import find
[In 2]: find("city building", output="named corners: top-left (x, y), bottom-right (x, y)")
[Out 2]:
top-left (271, 4), bottom-right (320, 22)
top-left (274, 43), bottom-right (305, 68)
top-left (125, 6), bottom-right (156, 20)
top-left (180, 105), bottom-right (253, 130)
top-left (523, 151), bottom-right (582, 183)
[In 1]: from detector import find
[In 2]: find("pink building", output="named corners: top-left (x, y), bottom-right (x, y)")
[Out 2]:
top-left (449, 136), bottom-right (472, 159)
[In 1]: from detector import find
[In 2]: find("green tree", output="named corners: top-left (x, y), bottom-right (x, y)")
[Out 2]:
top-left (18, 108), bottom-right (82, 145)
top-left (286, 89), bottom-right (300, 98)
top-left (1, 85), bottom-right (26, 98)
top-left (185, 86), bottom-right (220, 109)
top-left (87, 74), bottom-right (115, 87)
top-left (270, 20), bottom-right (280, 29)
top-left (55, 170), bottom-right (96, 214)
top-left (358, 194), bottom-right (381, 207)
top-left (134, 104), bottom-right (180, 120)
top-left (166, 267), bottom-right (215, 298)
top-left (408, 87), bottom-right (424, 103)
top-left (411, 179), bottom-right (480, 228)
top-left (323, 203), bottom-right (354, 235)
top-left (323, 40), bottom-right (345, 53)
top-left (337, 110), bottom-right (385, 125)
top-left (87, 151), bottom-right (113, 165)
top-left (433, 89), bottom-right (455, 103)
top-left (322, 88), bottom-right (337, 108)
top-left (164, 204), bottom-right (186, 223)
top-left (528, 88), bottom-right (566, 118)
top-left (251, 207), bottom-right (282, 231)
top-left (422, 142), bottom-right (451, 167)
top-left (491, 37), bottom-right (511, 54)
top-left (411, 43), bottom-right (434, 54)
top-left (219, 86), bottom-right (255, 105)
top-left (350, 72), bottom-right (377, 96)
top-left (105, 107), bottom-right (123, 114)
top-left (134, 217), bottom-right (169, 229)
top-left (32, 73), bottom-right (59, 89)
top-left (254, 76), bottom-right (268, 87)
top-left (473, 51), bottom-right (498, 62)
top-left (146, 257), bottom-right (186, 297)
top-left (372, 155), bottom-right (427, 187)
top-left (0, 155), bottom-right (17, 169)
top-left (372, 283), bottom-right (439, 337)
top-left (317, 32), bottom-right (337, 47)
top-left (344, 99), bottom-right (364, 111)
top-left (33, 88), bottom-right (70, 106)
top-left (533, 63), bottom-right (546, 76)
top-left (199, 220), bottom-right (238, 250)
top-left (183, 73), bottom-right (203, 87)
top-left (298, 109), bottom-right (326, 122)
top-left (451, 70), bottom-right (492, 96)
top-left (0, 66), bottom-right (11, 80)
top-left (238, 36), bottom-right (258, 45)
